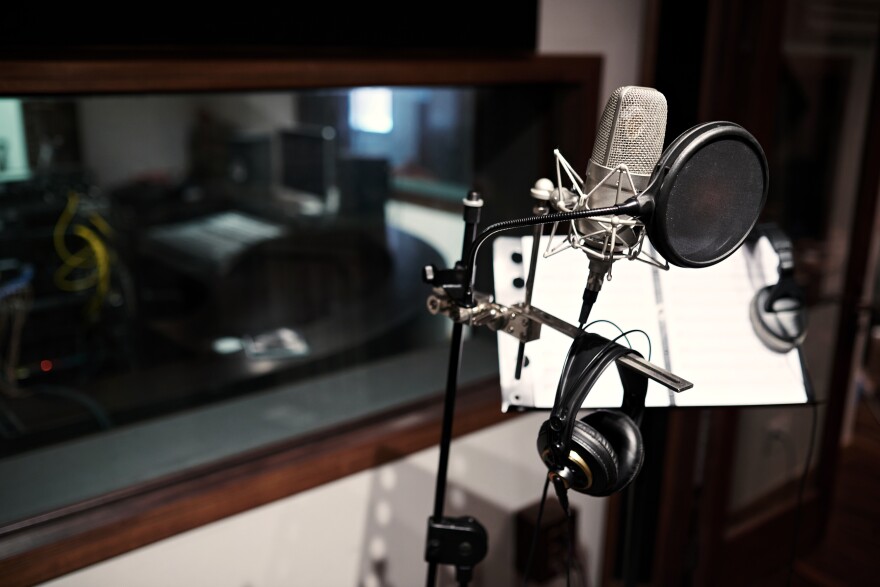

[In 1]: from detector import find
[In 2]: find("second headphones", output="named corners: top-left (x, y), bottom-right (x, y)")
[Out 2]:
top-left (747, 223), bottom-right (807, 353)
top-left (536, 333), bottom-right (648, 497)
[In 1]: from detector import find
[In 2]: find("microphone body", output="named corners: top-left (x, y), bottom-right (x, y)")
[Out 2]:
top-left (579, 86), bottom-right (667, 241)
top-left (550, 86), bottom-right (668, 292)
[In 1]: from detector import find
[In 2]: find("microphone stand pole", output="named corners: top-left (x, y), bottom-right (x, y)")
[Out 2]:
top-left (424, 191), bottom-right (488, 587)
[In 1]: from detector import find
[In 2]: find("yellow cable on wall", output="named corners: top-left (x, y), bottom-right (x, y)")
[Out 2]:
top-left (52, 192), bottom-right (112, 318)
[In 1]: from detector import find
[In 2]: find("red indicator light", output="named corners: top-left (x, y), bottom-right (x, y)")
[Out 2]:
top-left (40, 360), bottom-right (53, 372)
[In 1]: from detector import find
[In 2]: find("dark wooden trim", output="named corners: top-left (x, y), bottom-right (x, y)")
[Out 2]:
top-left (697, 0), bottom-right (733, 121)
top-left (717, 491), bottom-right (821, 587)
top-left (727, 470), bottom-right (817, 528)
top-left (639, 0), bottom-right (663, 87)
top-left (0, 56), bottom-right (601, 96)
top-left (599, 410), bottom-right (703, 586)
top-left (817, 13), bottom-right (880, 535)
top-left (0, 377), bottom-right (515, 587)
top-left (650, 410), bottom-right (702, 585)
top-left (692, 408), bottom-right (740, 586)
top-left (699, 0), bottom-right (786, 144)
top-left (600, 493), bottom-right (623, 586)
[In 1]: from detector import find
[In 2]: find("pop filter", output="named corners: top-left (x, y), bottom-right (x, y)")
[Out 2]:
top-left (642, 121), bottom-right (768, 268)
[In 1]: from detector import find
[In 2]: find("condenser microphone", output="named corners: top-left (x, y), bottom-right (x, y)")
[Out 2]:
top-left (550, 86), bottom-right (668, 293)
top-left (535, 85), bottom-right (770, 327)
top-left (548, 87), bottom-right (770, 275)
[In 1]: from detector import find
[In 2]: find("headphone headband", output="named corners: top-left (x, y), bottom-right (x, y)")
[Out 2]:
top-left (746, 223), bottom-right (804, 312)
top-left (548, 333), bottom-right (648, 464)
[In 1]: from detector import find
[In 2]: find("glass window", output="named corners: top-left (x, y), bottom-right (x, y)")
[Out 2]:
top-left (0, 83), bottom-right (580, 525)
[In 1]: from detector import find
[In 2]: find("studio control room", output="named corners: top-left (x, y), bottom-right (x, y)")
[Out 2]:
top-left (1, 2), bottom-right (879, 586)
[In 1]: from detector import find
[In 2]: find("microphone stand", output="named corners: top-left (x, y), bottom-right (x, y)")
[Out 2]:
top-left (421, 193), bottom-right (683, 587)
top-left (424, 191), bottom-right (488, 587)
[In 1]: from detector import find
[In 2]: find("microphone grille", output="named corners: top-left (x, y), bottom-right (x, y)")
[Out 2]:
top-left (591, 86), bottom-right (668, 175)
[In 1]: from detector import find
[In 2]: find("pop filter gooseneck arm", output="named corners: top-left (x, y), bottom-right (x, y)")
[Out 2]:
top-left (460, 198), bottom-right (642, 306)
top-left (424, 194), bottom-right (642, 587)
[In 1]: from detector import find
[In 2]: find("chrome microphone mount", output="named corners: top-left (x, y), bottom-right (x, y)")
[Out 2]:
top-left (544, 150), bottom-right (670, 295)
top-left (424, 287), bottom-right (691, 393)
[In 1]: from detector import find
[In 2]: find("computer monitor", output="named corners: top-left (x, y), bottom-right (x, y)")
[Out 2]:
top-left (279, 125), bottom-right (339, 215)
top-left (0, 99), bottom-right (31, 183)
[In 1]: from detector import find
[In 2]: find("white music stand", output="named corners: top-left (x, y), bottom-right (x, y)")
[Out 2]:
top-left (493, 235), bottom-right (810, 410)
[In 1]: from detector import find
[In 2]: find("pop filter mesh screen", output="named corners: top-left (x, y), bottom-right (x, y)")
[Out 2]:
top-left (663, 139), bottom-right (765, 265)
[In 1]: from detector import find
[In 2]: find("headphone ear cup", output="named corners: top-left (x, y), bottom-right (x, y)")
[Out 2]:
top-left (536, 418), bottom-right (620, 495)
top-left (570, 418), bottom-right (619, 495)
top-left (581, 410), bottom-right (644, 496)
top-left (750, 286), bottom-right (806, 353)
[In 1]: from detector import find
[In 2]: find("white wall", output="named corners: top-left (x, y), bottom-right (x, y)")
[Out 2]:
top-left (78, 96), bottom-right (194, 188)
top-left (43, 414), bottom-right (607, 587)
top-left (78, 93), bottom-right (296, 189)
top-left (538, 0), bottom-right (646, 105)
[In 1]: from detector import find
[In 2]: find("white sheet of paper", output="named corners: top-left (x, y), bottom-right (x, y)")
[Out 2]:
top-left (493, 235), bottom-right (807, 410)
top-left (657, 240), bottom-right (807, 406)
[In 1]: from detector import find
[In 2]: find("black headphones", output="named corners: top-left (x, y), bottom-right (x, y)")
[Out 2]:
top-left (747, 223), bottom-right (807, 353)
top-left (536, 333), bottom-right (648, 498)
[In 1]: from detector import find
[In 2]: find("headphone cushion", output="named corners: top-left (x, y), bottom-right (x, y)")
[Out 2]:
top-left (750, 286), bottom-right (806, 353)
top-left (571, 418), bottom-right (619, 495)
top-left (581, 410), bottom-right (644, 496)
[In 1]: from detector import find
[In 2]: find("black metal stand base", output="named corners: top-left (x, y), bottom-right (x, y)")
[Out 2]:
top-left (425, 516), bottom-right (488, 586)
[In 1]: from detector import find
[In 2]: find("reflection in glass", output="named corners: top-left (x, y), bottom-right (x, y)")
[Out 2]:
top-left (0, 88), bottom-right (482, 457)
top-left (349, 88), bottom-right (394, 134)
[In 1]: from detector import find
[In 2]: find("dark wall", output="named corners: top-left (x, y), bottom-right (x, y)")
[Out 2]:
top-left (3, 3), bottom-right (539, 56)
